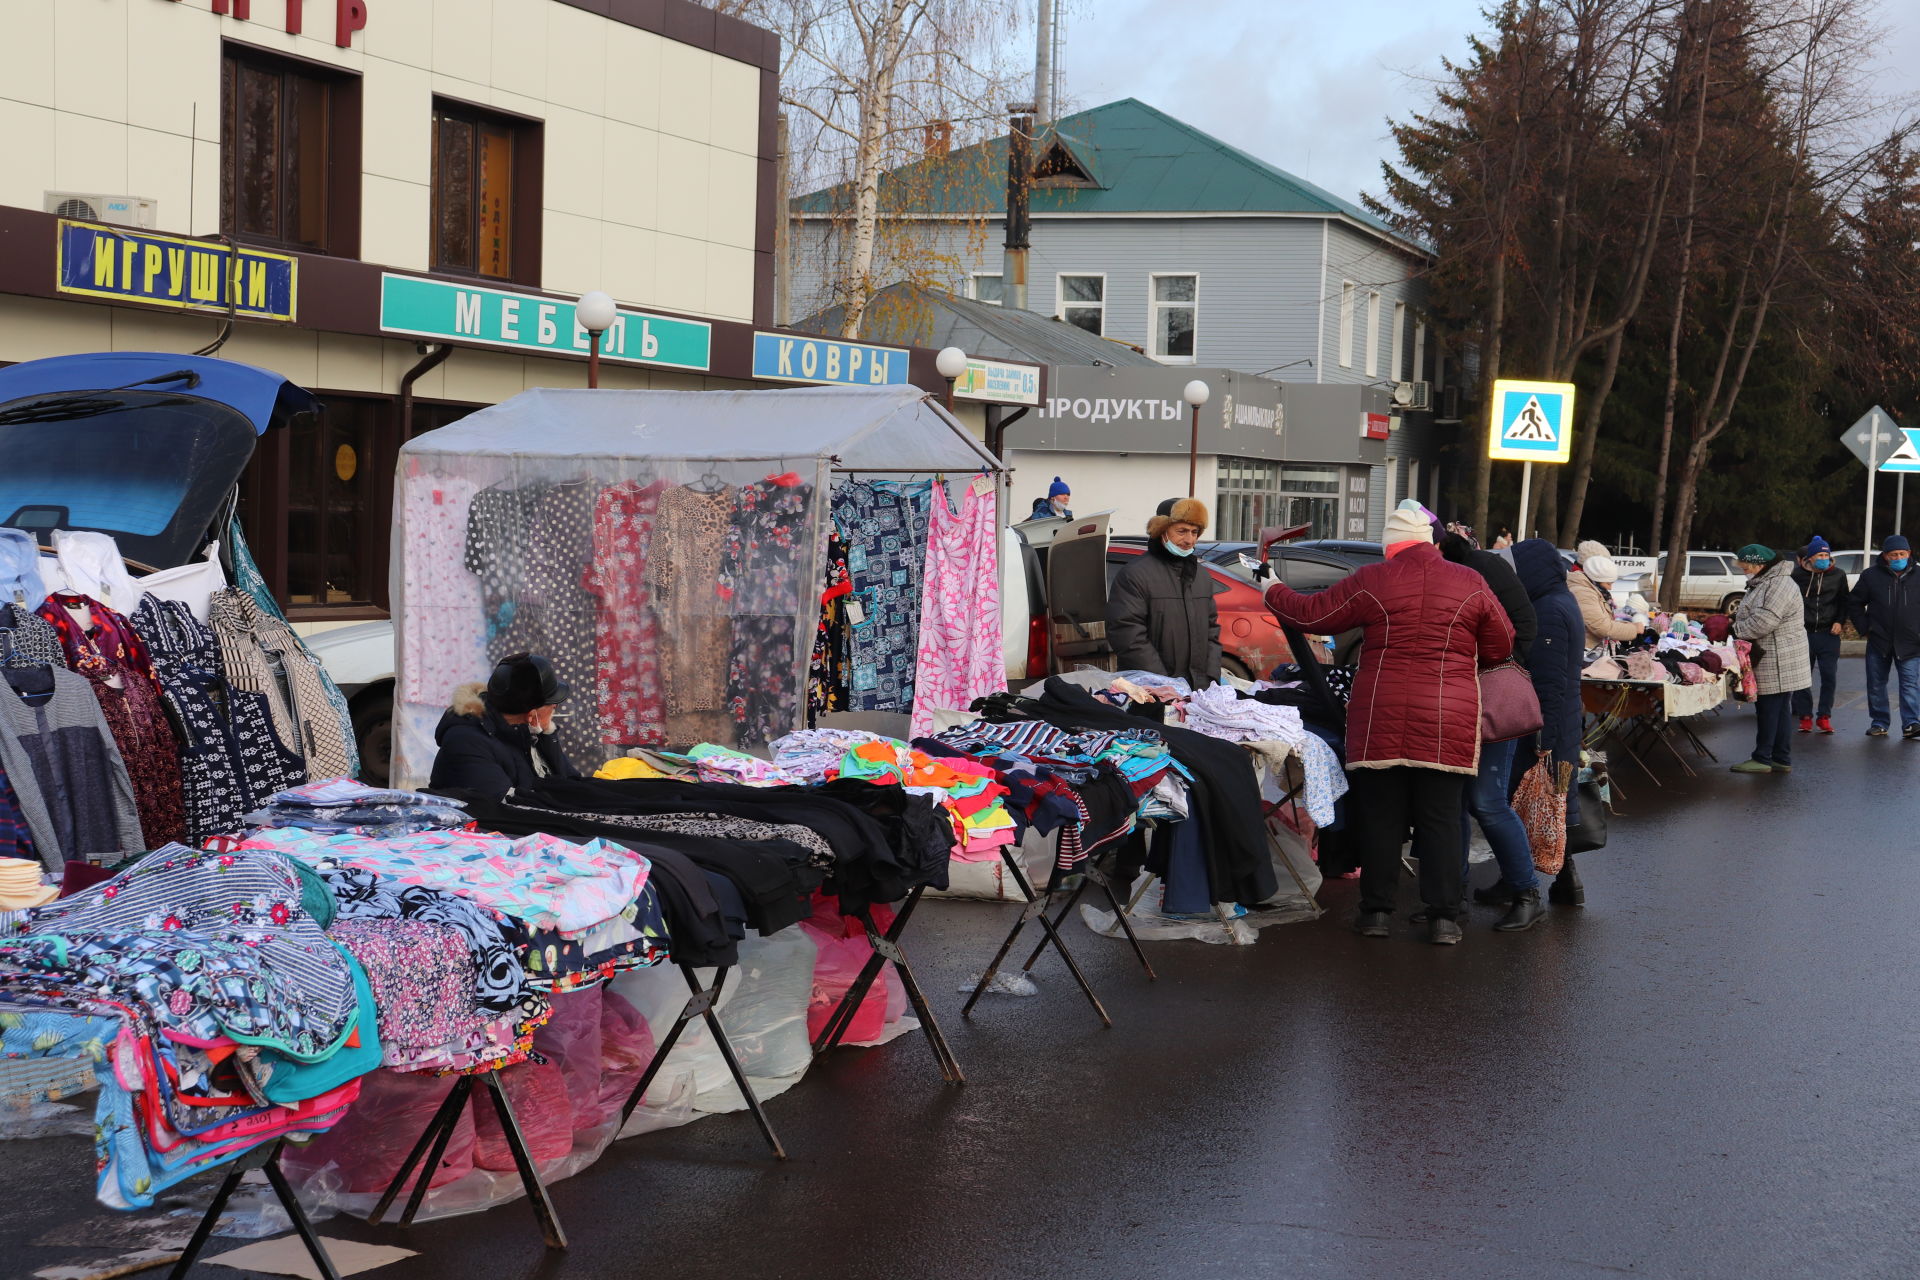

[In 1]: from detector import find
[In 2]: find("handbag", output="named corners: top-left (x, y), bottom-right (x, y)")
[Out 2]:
top-left (1566, 778), bottom-right (1608, 853)
top-left (1515, 749), bottom-right (1571, 874)
top-left (1478, 661), bottom-right (1544, 743)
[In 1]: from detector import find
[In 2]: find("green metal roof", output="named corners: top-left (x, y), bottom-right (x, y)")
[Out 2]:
top-left (792, 98), bottom-right (1422, 253)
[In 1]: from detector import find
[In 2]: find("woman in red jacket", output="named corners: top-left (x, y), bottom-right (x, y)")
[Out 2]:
top-left (1264, 506), bottom-right (1514, 944)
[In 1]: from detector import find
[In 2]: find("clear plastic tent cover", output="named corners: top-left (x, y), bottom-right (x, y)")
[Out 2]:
top-left (392, 386), bottom-right (999, 786)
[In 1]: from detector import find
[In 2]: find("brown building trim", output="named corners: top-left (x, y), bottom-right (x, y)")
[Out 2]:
top-left (563, 0), bottom-right (778, 71)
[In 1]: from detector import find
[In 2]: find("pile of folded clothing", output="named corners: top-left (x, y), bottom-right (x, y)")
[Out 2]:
top-left (0, 845), bottom-right (378, 1208)
top-left (242, 778), bottom-right (471, 836)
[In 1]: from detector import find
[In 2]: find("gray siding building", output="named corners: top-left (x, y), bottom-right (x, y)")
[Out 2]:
top-left (792, 99), bottom-right (1444, 540)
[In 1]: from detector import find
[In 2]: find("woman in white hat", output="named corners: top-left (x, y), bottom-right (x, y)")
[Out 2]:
top-left (1571, 540), bottom-right (1641, 650)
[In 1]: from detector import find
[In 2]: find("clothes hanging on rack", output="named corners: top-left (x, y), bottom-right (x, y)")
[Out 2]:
top-left (0, 529), bottom-right (47, 611)
top-left (509, 481), bottom-right (601, 764)
top-left (909, 476), bottom-right (1002, 737)
top-left (650, 483), bottom-right (737, 734)
top-left (208, 587), bottom-right (357, 782)
top-left (0, 604), bottom-right (67, 670)
top-left (832, 479), bottom-right (933, 713)
top-left (133, 596), bottom-right (306, 842)
top-left (724, 475), bottom-right (816, 746)
top-left (583, 478), bottom-right (670, 747)
top-left (808, 526), bottom-right (852, 718)
top-left (36, 592), bottom-right (185, 847)
top-left (399, 470), bottom-right (488, 707)
top-left (52, 530), bottom-right (144, 616)
top-left (0, 665), bottom-right (143, 869)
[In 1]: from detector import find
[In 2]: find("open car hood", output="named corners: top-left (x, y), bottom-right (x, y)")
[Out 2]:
top-left (0, 353), bottom-right (317, 571)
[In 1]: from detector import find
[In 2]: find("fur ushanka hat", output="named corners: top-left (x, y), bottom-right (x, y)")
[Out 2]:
top-left (1146, 496), bottom-right (1210, 539)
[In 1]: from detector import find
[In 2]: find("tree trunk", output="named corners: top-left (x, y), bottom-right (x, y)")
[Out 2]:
top-left (836, 0), bottom-right (914, 340)
top-left (1558, 325), bottom-right (1627, 546)
top-left (1472, 202), bottom-right (1509, 539)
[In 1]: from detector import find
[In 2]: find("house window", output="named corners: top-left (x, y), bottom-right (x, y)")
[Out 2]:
top-left (433, 101), bottom-right (541, 283)
top-left (970, 273), bottom-right (1004, 305)
top-left (220, 44), bottom-right (361, 256)
top-left (1150, 273), bottom-right (1198, 362)
top-left (1413, 320), bottom-right (1428, 381)
top-left (1339, 280), bottom-right (1355, 368)
top-left (1392, 300), bottom-right (1407, 380)
top-left (1058, 274), bottom-right (1105, 335)
top-left (1365, 290), bottom-right (1381, 377)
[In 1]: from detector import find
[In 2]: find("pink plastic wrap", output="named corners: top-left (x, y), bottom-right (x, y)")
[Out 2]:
top-left (281, 1070), bottom-right (475, 1194)
top-left (470, 1062), bottom-right (573, 1170)
top-left (529, 989), bottom-right (605, 1133)
top-left (800, 893), bottom-right (906, 1047)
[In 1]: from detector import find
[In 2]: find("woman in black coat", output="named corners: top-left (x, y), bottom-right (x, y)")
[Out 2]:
top-left (1508, 539), bottom-right (1588, 909)
top-left (429, 654), bottom-right (578, 796)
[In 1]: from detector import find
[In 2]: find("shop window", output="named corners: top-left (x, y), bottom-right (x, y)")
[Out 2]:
top-left (1058, 274), bottom-right (1105, 335)
top-left (220, 44), bottom-right (361, 257)
top-left (1150, 273), bottom-right (1197, 362)
top-left (432, 100), bottom-right (543, 284)
top-left (970, 273), bottom-right (1004, 305)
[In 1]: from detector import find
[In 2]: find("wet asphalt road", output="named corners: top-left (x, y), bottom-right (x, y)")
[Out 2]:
top-left (8, 656), bottom-right (1920, 1280)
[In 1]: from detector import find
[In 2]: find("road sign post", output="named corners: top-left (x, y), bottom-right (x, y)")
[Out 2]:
top-left (1489, 378), bottom-right (1577, 537)
top-left (1841, 407), bottom-right (1906, 553)
top-left (1877, 422), bottom-right (1920, 544)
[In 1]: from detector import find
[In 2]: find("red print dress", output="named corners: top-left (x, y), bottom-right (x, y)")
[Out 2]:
top-left (37, 593), bottom-right (186, 847)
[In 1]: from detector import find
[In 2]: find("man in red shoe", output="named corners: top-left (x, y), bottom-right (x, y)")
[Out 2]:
top-left (1790, 536), bottom-right (1846, 734)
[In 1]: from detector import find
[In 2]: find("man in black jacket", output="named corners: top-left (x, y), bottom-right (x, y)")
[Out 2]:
top-left (1790, 536), bottom-right (1848, 734)
top-left (1105, 497), bottom-right (1219, 688)
top-left (1847, 535), bottom-right (1920, 738)
top-left (429, 653), bottom-right (578, 795)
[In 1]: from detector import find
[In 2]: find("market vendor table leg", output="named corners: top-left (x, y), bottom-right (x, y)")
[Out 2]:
top-left (168, 1141), bottom-right (340, 1280)
top-left (619, 964), bottom-right (787, 1161)
top-left (963, 848), bottom-right (1111, 1027)
top-left (812, 888), bottom-right (967, 1086)
top-left (1017, 851), bottom-right (1157, 980)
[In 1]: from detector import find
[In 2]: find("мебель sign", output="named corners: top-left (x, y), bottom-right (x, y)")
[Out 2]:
top-left (379, 274), bottom-right (712, 371)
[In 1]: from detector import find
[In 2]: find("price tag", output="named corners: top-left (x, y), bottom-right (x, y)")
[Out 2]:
top-left (845, 599), bottom-right (867, 626)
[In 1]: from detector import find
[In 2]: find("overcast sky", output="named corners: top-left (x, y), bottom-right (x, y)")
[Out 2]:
top-left (1055, 0), bottom-right (1920, 211)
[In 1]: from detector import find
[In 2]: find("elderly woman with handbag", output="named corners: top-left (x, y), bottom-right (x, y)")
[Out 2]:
top-left (1729, 544), bottom-right (1813, 774)
top-left (1264, 507), bottom-right (1514, 944)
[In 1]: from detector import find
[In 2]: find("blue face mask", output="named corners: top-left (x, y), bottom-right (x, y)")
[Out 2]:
top-left (1892, 557), bottom-right (1911, 573)
top-left (1162, 538), bottom-right (1195, 558)
top-left (1812, 557), bottom-right (1832, 570)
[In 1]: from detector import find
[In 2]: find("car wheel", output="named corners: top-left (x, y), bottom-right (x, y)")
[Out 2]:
top-left (351, 686), bottom-right (393, 787)
top-left (1220, 655), bottom-right (1256, 684)
top-left (1719, 592), bottom-right (1745, 615)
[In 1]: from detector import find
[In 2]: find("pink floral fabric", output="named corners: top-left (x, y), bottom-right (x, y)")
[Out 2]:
top-left (909, 477), bottom-right (1003, 737)
top-left (399, 469), bottom-right (488, 704)
top-left (583, 479), bottom-right (670, 747)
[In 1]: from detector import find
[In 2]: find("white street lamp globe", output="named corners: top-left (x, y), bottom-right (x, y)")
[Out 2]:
top-left (576, 290), bottom-right (617, 333)
top-left (935, 346), bottom-right (969, 380)
top-left (1183, 379), bottom-right (1211, 407)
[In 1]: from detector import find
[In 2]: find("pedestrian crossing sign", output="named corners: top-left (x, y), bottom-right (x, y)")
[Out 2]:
top-left (1489, 379), bottom-right (1576, 463)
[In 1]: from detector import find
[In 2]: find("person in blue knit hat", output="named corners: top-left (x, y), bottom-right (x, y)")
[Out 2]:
top-left (1790, 535), bottom-right (1847, 734)
top-left (1848, 533), bottom-right (1920, 737)
top-left (1028, 477), bottom-right (1073, 521)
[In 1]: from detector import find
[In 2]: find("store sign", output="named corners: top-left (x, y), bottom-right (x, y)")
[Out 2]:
top-left (56, 220), bottom-right (296, 322)
top-left (751, 333), bottom-right (910, 386)
top-left (379, 274), bottom-right (713, 372)
top-left (1362, 411), bottom-right (1392, 440)
top-left (1031, 366), bottom-right (1286, 460)
top-left (164, 0), bottom-right (369, 48)
top-left (954, 358), bottom-right (1041, 405)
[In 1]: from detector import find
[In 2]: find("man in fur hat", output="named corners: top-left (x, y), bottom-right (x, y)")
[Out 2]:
top-left (1105, 496), bottom-right (1220, 689)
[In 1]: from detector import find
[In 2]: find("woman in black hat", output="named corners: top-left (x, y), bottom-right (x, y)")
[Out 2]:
top-left (429, 653), bottom-right (578, 795)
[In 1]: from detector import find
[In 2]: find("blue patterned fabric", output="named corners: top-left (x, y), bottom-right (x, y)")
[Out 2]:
top-left (832, 480), bottom-right (932, 713)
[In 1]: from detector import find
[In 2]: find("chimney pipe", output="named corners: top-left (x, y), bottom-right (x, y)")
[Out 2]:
top-left (1003, 106), bottom-right (1033, 314)
top-left (1035, 0), bottom-right (1054, 127)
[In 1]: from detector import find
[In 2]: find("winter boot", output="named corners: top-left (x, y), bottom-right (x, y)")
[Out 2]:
top-left (1548, 856), bottom-right (1585, 907)
top-left (1494, 890), bottom-right (1546, 931)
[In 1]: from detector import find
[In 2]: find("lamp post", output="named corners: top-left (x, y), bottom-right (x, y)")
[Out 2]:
top-left (1183, 379), bottom-right (1211, 497)
top-left (935, 346), bottom-right (969, 410)
top-left (576, 290), bottom-right (616, 389)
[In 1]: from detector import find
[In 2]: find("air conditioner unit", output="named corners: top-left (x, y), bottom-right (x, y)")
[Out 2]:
top-left (44, 192), bottom-right (158, 228)
top-left (1391, 380), bottom-right (1433, 412)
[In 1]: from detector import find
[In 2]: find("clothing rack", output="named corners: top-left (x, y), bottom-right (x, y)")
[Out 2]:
top-left (962, 845), bottom-right (1116, 1027)
top-left (1015, 850), bottom-right (1156, 979)
top-left (811, 886), bottom-right (966, 1085)
top-left (617, 963), bottom-right (787, 1160)
top-left (370, 1068), bottom-right (568, 1250)
top-left (167, 1140), bottom-right (340, 1280)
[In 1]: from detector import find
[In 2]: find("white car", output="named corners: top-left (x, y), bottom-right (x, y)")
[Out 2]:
top-left (1640, 551), bottom-right (1752, 613)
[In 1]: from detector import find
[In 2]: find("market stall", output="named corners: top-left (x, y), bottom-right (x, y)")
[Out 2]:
top-left (1580, 616), bottom-right (1737, 782)
top-left (391, 385), bottom-right (1006, 787)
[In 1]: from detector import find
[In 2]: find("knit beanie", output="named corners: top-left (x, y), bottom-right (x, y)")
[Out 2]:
top-left (1383, 507), bottom-right (1434, 548)
top-left (1048, 476), bottom-right (1071, 498)
top-left (1582, 553), bottom-right (1621, 584)
top-left (1883, 535), bottom-right (1910, 554)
